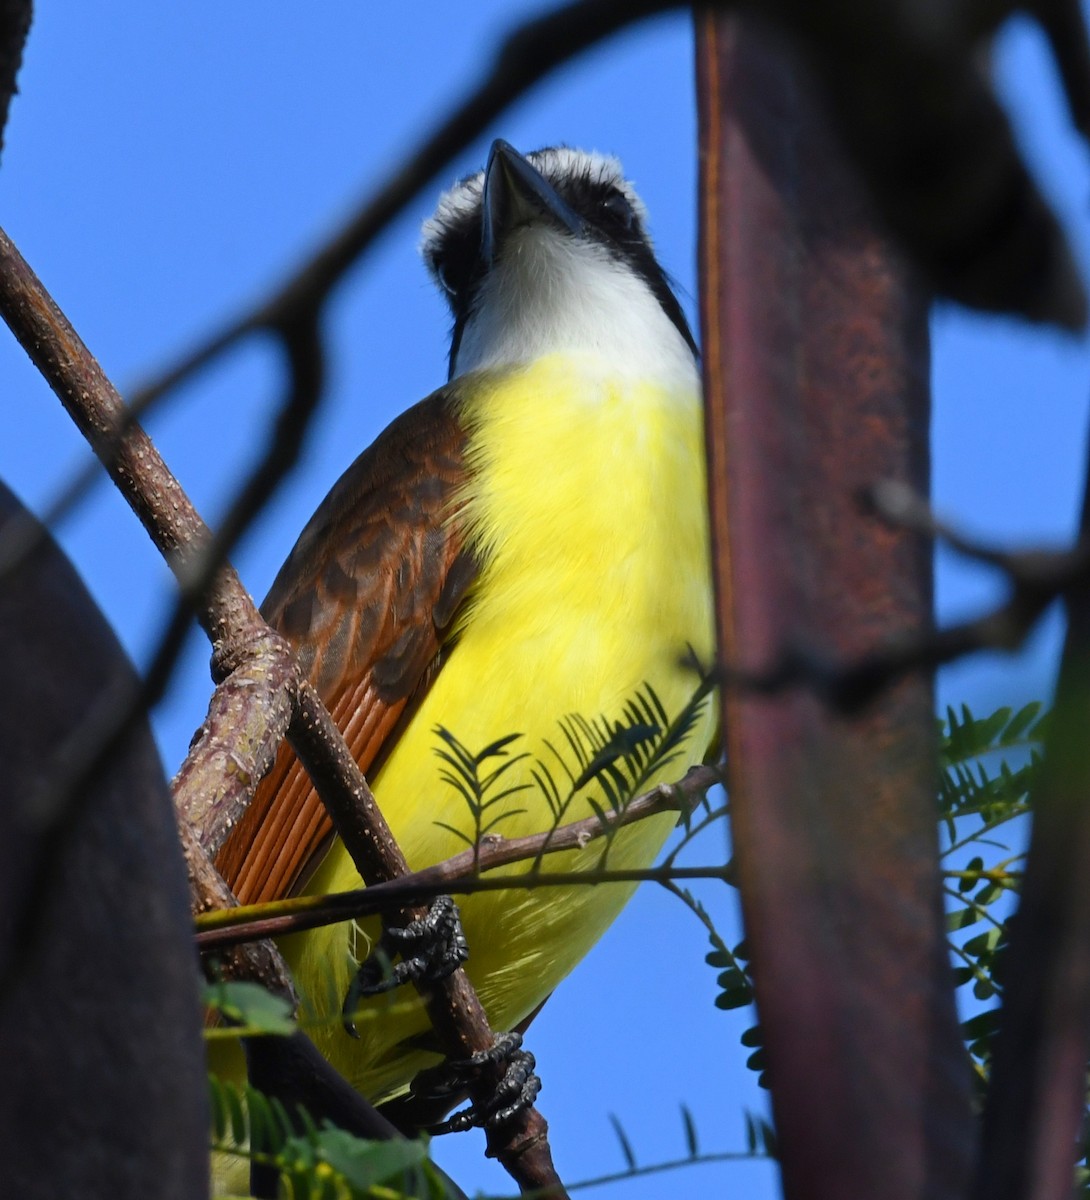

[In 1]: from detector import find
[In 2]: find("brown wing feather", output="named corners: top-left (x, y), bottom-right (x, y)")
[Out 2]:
top-left (216, 386), bottom-right (477, 906)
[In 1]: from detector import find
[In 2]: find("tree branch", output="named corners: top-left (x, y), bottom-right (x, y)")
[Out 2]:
top-left (0, 223), bottom-right (567, 1195)
top-left (195, 765), bottom-right (724, 949)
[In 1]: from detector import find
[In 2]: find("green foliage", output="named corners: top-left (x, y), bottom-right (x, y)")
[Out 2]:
top-left (203, 676), bottom-right (725, 1195)
top-left (706, 699), bottom-right (1053, 1131)
top-left (432, 675), bottom-right (715, 860)
top-left (938, 702), bottom-right (1043, 1089)
top-left (707, 936), bottom-right (766, 1089)
top-left (209, 1075), bottom-right (451, 1200)
top-left (203, 980), bottom-right (297, 1038)
top-left (429, 727), bottom-right (531, 853)
top-left (937, 702), bottom-right (1044, 837)
top-left (206, 694), bottom-right (1066, 1192)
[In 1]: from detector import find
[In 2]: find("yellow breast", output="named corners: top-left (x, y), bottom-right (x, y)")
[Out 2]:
top-left (289, 353), bottom-right (715, 1100)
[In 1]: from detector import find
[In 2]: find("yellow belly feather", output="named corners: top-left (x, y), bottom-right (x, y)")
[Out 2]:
top-left (286, 354), bottom-right (715, 1100)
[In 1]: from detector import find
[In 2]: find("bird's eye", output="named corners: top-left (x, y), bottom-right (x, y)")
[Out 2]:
top-left (434, 258), bottom-right (459, 297)
top-left (600, 190), bottom-right (636, 231)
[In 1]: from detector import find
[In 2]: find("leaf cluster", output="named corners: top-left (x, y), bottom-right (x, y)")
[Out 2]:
top-left (209, 1076), bottom-right (450, 1200)
top-left (706, 701), bottom-right (1053, 1126)
top-left (706, 937), bottom-right (766, 1088)
top-left (938, 702), bottom-right (1044, 835)
top-left (938, 703), bottom-right (1043, 1090)
top-left (209, 1077), bottom-right (453, 1200)
top-left (432, 675), bottom-right (715, 862)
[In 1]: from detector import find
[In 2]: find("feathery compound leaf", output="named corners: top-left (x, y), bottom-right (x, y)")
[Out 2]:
top-left (531, 763), bottom-right (562, 817)
top-left (432, 726), bottom-right (532, 845)
top-left (1000, 701), bottom-right (1042, 744)
top-left (432, 725), bottom-right (479, 774)
top-left (431, 820), bottom-right (477, 848)
top-left (479, 750), bottom-right (533, 797)
top-left (938, 702), bottom-right (1043, 831)
top-left (940, 706), bottom-right (1043, 1105)
top-left (940, 702), bottom-right (1048, 769)
top-left (570, 722), bottom-right (660, 794)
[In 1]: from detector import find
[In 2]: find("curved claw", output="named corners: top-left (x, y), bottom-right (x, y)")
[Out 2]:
top-left (419, 1033), bottom-right (541, 1135)
top-left (342, 896), bottom-right (469, 1036)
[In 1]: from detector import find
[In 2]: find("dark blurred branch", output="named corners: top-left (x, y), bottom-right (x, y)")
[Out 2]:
top-left (0, 225), bottom-right (302, 993)
top-left (726, 482), bottom-right (1080, 711)
top-left (4, 0), bottom-right (1088, 1190)
top-left (970, 428), bottom-right (1090, 1200)
top-left (0, 0), bottom-right (31, 162)
top-left (750, 0), bottom-right (1087, 326)
top-left (1036, 0), bottom-right (1090, 138)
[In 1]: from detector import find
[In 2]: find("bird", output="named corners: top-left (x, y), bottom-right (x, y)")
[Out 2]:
top-left (214, 139), bottom-right (717, 1118)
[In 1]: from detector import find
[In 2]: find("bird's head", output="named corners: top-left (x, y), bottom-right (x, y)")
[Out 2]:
top-left (421, 140), bottom-right (698, 383)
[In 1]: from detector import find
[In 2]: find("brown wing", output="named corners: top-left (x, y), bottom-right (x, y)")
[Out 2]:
top-left (215, 386), bottom-right (477, 906)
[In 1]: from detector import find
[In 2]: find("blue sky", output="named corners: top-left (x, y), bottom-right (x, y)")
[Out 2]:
top-left (0, 5), bottom-right (1086, 1197)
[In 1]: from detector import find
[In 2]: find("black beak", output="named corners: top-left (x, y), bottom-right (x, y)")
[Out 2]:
top-left (481, 140), bottom-right (585, 265)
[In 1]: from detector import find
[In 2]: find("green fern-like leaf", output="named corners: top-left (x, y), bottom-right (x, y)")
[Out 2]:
top-left (209, 1073), bottom-right (450, 1199)
top-left (935, 701), bottom-right (1046, 1108)
top-left (433, 674), bottom-right (714, 854)
top-left (938, 703), bottom-right (1045, 830)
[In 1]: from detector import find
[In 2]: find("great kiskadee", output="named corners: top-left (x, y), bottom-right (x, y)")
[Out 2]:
top-left (215, 141), bottom-right (716, 1111)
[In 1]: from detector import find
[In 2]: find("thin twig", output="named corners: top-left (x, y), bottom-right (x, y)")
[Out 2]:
top-left (195, 765), bottom-right (725, 948)
top-left (196, 864), bottom-right (735, 951)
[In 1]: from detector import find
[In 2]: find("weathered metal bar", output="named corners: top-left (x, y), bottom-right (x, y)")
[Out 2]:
top-left (696, 14), bottom-right (974, 1199)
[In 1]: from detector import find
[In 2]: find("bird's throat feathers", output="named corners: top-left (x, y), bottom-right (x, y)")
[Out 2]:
top-left (451, 223), bottom-right (698, 385)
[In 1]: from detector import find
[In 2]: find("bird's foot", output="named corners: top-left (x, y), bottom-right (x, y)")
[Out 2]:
top-left (342, 895), bottom-right (469, 1036)
top-left (415, 1031), bottom-right (541, 1135)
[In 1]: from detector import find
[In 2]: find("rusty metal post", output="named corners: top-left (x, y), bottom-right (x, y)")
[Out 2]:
top-left (696, 14), bottom-right (975, 1199)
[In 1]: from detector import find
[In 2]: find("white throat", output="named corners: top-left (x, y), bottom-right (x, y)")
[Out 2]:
top-left (450, 225), bottom-right (698, 387)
